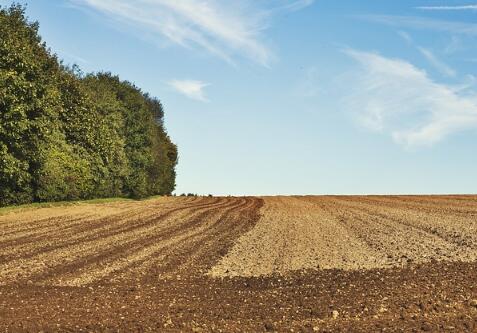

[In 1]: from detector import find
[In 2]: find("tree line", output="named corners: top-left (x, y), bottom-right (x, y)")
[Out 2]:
top-left (0, 4), bottom-right (178, 206)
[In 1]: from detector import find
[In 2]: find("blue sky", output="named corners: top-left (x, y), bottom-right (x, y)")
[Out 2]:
top-left (3, 0), bottom-right (477, 195)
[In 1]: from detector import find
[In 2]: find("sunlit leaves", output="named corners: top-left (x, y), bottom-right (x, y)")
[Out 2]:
top-left (0, 4), bottom-right (177, 206)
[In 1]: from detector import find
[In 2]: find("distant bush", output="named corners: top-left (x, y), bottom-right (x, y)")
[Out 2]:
top-left (0, 4), bottom-right (177, 206)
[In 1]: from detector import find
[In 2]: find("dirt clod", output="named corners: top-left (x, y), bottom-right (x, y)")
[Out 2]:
top-left (332, 310), bottom-right (339, 319)
top-left (264, 321), bottom-right (275, 331)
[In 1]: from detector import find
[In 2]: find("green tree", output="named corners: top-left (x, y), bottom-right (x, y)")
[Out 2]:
top-left (0, 3), bottom-right (63, 204)
top-left (0, 4), bottom-right (177, 206)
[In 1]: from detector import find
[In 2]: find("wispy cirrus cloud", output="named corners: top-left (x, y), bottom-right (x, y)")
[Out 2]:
top-left (396, 31), bottom-right (456, 77)
top-left (361, 15), bottom-right (477, 36)
top-left (56, 49), bottom-right (90, 65)
top-left (341, 49), bottom-right (477, 147)
top-left (417, 5), bottom-right (477, 11)
top-left (397, 30), bottom-right (413, 44)
top-left (417, 47), bottom-right (456, 77)
top-left (276, 0), bottom-right (315, 11)
top-left (70, 0), bottom-right (314, 66)
top-left (168, 79), bottom-right (210, 102)
top-left (444, 35), bottom-right (464, 54)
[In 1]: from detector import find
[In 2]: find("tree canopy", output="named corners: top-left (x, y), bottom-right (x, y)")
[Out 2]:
top-left (0, 4), bottom-right (177, 206)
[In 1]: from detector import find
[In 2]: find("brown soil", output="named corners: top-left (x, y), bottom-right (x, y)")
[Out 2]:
top-left (1, 196), bottom-right (477, 332)
top-left (211, 196), bottom-right (477, 276)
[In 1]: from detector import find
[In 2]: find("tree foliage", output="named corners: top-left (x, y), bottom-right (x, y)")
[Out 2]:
top-left (0, 4), bottom-right (177, 206)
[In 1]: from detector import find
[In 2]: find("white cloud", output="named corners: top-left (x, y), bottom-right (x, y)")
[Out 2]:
top-left (396, 31), bottom-right (456, 77)
top-left (361, 15), bottom-right (477, 37)
top-left (168, 79), bottom-right (210, 102)
top-left (276, 0), bottom-right (315, 12)
top-left (417, 5), bottom-right (477, 11)
top-left (417, 47), bottom-right (456, 77)
top-left (397, 30), bottom-right (413, 44)
top-left (342, 49), bottom-right (477, 147)
top-left (71, 0), bottom-right (314, 66)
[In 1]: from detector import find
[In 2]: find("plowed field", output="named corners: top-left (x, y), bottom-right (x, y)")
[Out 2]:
top-left (1, 196), bottom-right (477, 332)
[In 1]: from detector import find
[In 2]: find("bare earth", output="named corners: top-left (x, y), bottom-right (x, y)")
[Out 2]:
top-left (1, 196), bottom-right (477, 332)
